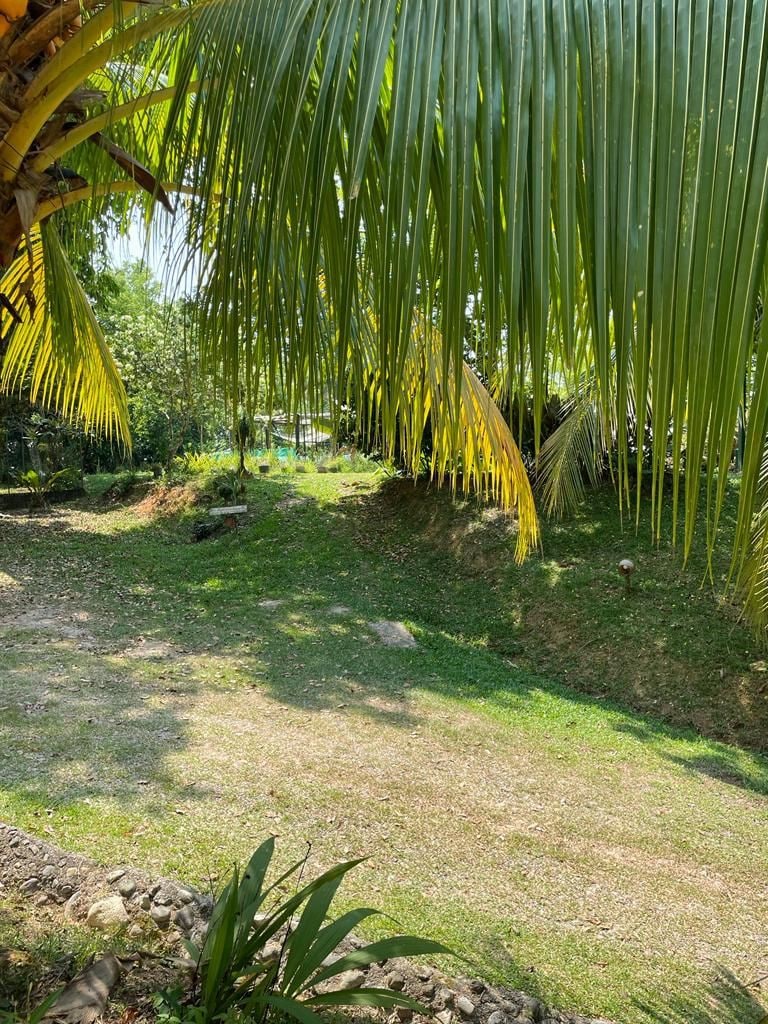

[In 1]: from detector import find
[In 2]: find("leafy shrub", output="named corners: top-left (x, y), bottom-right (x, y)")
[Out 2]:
top-left (157, 837), bottom-right (450, 1024)
top-left (50, 467), bottom-right (83, 491)
top-left (213, 472), bottom-right (244, 501)
top-left (177, 452), bottom-right (221, 476)
top-left (186, 470), bottom-right (245, 504)
top-left (15, 468), bottom-right (70, 505)
top-left (316, 451), bottom-right (381, 474)
top-left (174, 451), bottom-right (264, 481)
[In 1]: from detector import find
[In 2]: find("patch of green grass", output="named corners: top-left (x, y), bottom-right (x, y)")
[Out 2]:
top-left (0, 896), bottom-right (129, 1016)
top-left (0, 473), bottom-right (766, 1024)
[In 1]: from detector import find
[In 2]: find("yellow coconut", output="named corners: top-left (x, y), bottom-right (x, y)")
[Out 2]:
top-left (0, 0), bottom-right (28, 37)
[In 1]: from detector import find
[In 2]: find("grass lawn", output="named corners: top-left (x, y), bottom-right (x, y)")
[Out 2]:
top-left (0, 472), bottom-right (766, 1024)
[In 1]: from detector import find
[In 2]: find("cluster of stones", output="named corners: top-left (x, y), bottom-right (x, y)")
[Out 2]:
top-left (86, 868), bottom-right (211, 946)
top-left (0, 824), bottom-right (210, 948)
top-left (0, 824), bottom-right (611, 1024)
top-left (1, 824), bottom-right (88, 908)
top-left (336, 960), bottom-right (609, 1024)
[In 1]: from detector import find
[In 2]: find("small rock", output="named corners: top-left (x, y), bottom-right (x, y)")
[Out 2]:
top-left (59, 885), bottom-right (74, 899)
top-left (436, 1011), bottom-right (453, 1024)
top-left (150, 904), bottom-right (172, 928)
top-left (64, 892), bottom-right (82, 920)
top-left (86, 896), bottom-right (129, 931)
top-left (498, 1000), bottom-right (522, 1015)
top-left (139, 894), bottom-right (152, 911)
top-left (386, 972), bottom-right (406, 992)
top-left (417, 966), bottom-right (433, 981)
top-left (8, 836), bottom-right (19, 848)
top-left (106, 869), bottom-right (126, 884)
top-left (176, 888), bottom-right (194, 904)
top-left (148, 883), bottom-right (161, 898)
top-left (456, 996), bottom-right (475, 1017)
top-left (434, 987), bottom-right (455, 1010)
top-left (41, 865), bottom-right (56, 880)
top-left (334, 970), bottom-right (366, 991)
top-left (128, 924), bottom-right (143, 939)
top-left (174, 906), bottom-right (195, 931)
top-left (65, 867), bottom-right (79, 881)
top-left (519, 997), bottom-right (545, 1023)
top-left (487, 1012), bottom-right (510, 1024)
top-left (118, 878), bottom-right (136, 898)
top-left (368, 620), bottom-right (417, 648)
top-left (35, 893), bottom-right (50, 906)
top-left (259, 941), bottom-right (282, 962)
top-left (20, 877), bottom-right (40, 893)
top-left (153, 892), bottom-right (173, 906)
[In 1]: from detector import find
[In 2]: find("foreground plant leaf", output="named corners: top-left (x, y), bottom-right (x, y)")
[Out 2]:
top-left (174, 840), bottom-right (455, 1024)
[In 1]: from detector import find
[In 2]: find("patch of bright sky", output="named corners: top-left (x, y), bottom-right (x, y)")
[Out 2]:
top-left (107, 206), bottom-right (198, 300)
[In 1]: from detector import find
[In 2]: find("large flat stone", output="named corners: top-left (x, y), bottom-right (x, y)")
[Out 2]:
top-left (368, 620), bottom-right (417, 648)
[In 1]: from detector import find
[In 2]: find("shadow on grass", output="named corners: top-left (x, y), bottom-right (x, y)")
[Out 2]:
top-left (637, 968), bottom-right (767, 1024)
top-left (675, 753), bottom-right (768, 793)
top-left (0, 640), bottom-right (204, 811)
top-left (612, 721), bottom-right (768, 797)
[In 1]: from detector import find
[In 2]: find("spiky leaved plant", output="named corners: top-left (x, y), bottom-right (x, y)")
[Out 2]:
top-left (158, 838), bottom-right (453, 1024)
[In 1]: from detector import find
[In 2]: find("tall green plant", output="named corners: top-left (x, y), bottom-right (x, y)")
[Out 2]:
top-left (160, 838), bottom-right (451, 1024)
top-left (15, 467), bottom-right (69, 506)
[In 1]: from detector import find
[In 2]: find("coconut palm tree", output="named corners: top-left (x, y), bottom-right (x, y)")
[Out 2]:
top-left (1, 0), bottom-right (768, 622)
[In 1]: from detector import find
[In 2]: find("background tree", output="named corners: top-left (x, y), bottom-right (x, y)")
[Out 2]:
top-left (97, 263), bottom-right (222, 467)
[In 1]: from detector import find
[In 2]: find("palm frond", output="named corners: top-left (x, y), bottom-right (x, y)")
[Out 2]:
top-left (0, 224), bottom-right (129, 443)
top-left (535, 377), bottom-right (609, 519)
top-left (735, 435), bottom-right (768, 631)
top-left (349, 305), bottom-right (539, 561)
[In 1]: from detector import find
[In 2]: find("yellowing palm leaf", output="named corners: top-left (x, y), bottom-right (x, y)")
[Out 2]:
top-left (0, 226), bottom-right (129, 443)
